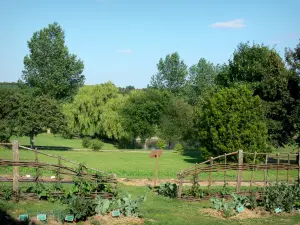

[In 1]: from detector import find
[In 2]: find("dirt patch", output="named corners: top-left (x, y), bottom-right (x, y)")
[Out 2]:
top-left (200, 207), bottom-right (269, 220)
top-left (94, 215), bottom-right (144, 225)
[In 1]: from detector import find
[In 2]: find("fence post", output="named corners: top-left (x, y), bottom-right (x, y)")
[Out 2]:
top-left (208, 157), bottom-right (213, 191)
top-left (177, 174), bottom-right (183, 198)
top-left (264, 154), bottom-right (268, 189)
top-left (298, 150), bottom-right (300, 184)
top-left (35, 148), bottom-right (39, 182)
top-left (57, 156), bottom-right (61, 184)
top-left (12, 140), bottom-right (19, 201)
top-left (236, 150), bottom-right (243, 193)
top-left (287, 153), bottom-right (290, 182)
top-left (249, 151), bottom-right (257, 192)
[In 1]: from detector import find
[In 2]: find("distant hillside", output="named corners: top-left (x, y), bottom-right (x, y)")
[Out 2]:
top-left (0, 82), bottom-right (18, 89)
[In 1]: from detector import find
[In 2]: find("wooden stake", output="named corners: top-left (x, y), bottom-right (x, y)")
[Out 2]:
top-left (298, 149), bottom-right (300, 184)
top-left (57, 156), bottom-right (61, 184)
top-left (249, 151), bottom-right (257, 192)
top-left (224, 153), bottom-right (227, 185)
top-left (35, 148), bottom-right (39, 182)
top-left (264, 154), bottom-right (268, 189)
top-left (236, 150), bottom-right (243, 193)
top-left (178, 176), bottom-right (183, 198)
top-left (208, 157), bottom-right (213, 191)
top-left (287, 154), bottom-right (290, 182)
top-left (12, 140), bottom-right (19, 200)
top-left (153, 156), bottom-right (159, 191)
top-left (276, 153), bottom-right (279, 182)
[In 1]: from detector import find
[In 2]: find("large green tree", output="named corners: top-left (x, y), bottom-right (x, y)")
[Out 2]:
top-left (158, 98), bottom-right (193, 147)
top-left (149, 52), bottom-right (188, 96)
top-left (195, 85), bottom-right (269, 156)
top-left (63, 82), bottom-right (126, 140)
top-left (216, 42), bottom-right (296, 146)
top-left (121, 89), bottom-right (171, 144)
top-left (187, 58), bottom-right (220, 104)
top-left (20, 22), bottom-right (85, 101)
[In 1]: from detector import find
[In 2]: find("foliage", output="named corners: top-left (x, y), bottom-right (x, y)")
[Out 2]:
top-left (116, 193), bottom-right (146, 217)
top-left (210, 197), bottom-right (236, 217)
top-left (156, 139), bottom-right (166, 149)
top-left (149, 52), bottom-right (188, 96)
top-left (53, 208), bottom-right (68, 223)
top-left (121, 89), bottom-right (171, 142)
top-left (183, 182), bottom-right (205, 198)
top-left (262, 182), bottom-right (300, 212)
top-left (195, 85), bottom-right (270, 156)
top-left (20, 22), bottom-right (84, 101)
top-left (66, 196), bottom-right (95, 221)
top-left (174, 143), bottom-right (184, 154)
top-left (82, 137), bottom-right (92, 148)
top-left (91, 139), bottom-right (104, 151)
top-left (63, 82), bottom-right (126, 140)
top-left (216, 42), bottom-right (299, 147)
top-left (186, 58), bottom-right (220, 105)
top-left (0, 186), bottom-right (12, 200)
top-left (156, 182), bottom-right (177, 198)
top-left (158, 98), bottom-right (194, 144)
top-left (94, 195), bottom-right (111, 215)
top-left (91, 220), bottom-right (101, 225)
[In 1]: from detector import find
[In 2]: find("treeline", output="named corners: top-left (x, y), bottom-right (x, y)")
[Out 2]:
top-left (1, 22), bottom-right (300, 157)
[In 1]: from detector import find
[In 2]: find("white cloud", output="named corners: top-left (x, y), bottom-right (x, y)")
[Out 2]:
top-left (116, 49), bottom-right (133, 54)
top-left (210, 19), bottom-right (245, 29)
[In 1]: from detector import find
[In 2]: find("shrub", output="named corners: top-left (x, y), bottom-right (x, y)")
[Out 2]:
top-left (156, 139), bottom-right (167, 149)
top-left (174, 143), bottom-right (184, 154)
top-left (82, 137), bottom-right (92, 148)
top-left (67, 196), bottom-right (96, 221)
top-left (116, 193), bottom-right (146, 217)
top-left (156, 182), bottom-right (177, 198)
top-left (95, 196), bottom-right (111, 215)
top-left (91, 139), bottom-right (104, 151)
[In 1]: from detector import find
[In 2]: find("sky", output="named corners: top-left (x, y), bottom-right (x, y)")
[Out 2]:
top-left (0, 0), bottom-right (299, 88)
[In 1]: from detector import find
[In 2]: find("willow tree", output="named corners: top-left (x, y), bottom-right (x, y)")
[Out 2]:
top-left (63, 82), bottom-right (127, 140)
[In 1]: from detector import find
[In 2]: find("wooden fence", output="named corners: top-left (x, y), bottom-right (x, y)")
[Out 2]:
top-left (177, 150), bottom-right (300, 198)
top-left (0, 141), bottom-right (117, 199)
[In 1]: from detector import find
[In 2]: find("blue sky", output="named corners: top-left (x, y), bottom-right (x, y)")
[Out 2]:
top-left (0, 0), bottom-right (299, 88)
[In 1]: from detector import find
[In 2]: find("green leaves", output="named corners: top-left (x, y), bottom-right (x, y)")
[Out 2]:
top-left (195, 85), bottom-right (269, 156)
top-left (21, 22), bottom-right (85, 101)
top-left (95, 196), bottom-right (111, 215)
top-left (156, 182), bottom-right (178, 198)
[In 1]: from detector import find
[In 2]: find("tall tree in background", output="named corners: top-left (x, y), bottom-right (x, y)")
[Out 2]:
top-left (149, 52), bottom-right (188, 96)
top-left (195, 85), bottom-right (269, 156)
top-left (121, 89), bottom-right (171, 146)
top-left (216, 42), bottom-right (296, 146)
top-left (20, 22), bottom-right (85, 101)
top-left (187, 58), bottom-right (220, 104)
top-left (63, 82), bottom-right (126, 140)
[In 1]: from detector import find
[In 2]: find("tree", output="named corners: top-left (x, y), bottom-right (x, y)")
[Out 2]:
top-left (195, 85), bottom-right (269, 156)
top-left (63, 82), bottom-right (126, 140)
top-left (285, 39), bottom-right (300, 76)
top-left (0, 89), bottom-right (21, 142)
top-left (216, 42), bottom-right (296, 146)
top-left (20, 22), bottom-right (85, 101)
top-left (158, 98), bottom-right (193, 147)
top-left (149, 52), bottom-right (188, 96)
top-left (119, 85), bottom-right (135, 95)
top-left (187, 58), bottom-right (220, 104)
top-left (121, 89), bottom-right (171, 145)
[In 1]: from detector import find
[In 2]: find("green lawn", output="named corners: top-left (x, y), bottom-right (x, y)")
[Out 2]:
top-left (10, 133), bottom-right (118, 150)
top-left (4, 184), bottom-right (300, 225)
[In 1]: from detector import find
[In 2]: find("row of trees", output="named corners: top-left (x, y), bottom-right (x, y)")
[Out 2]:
top-left (1, 22), bottom-right (300, 156)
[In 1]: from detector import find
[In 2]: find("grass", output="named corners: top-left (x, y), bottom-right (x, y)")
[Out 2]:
top-left (4, 184), bottom-right (300, 225)
top-left (10, 133), bottom-right (118, 150)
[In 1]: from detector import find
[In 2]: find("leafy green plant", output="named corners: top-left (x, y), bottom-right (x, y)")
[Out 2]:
top-left (262, 182), bottom-right (300, 213)
top-left (210, 197), bottom-right (236, 217)
top-left (82, 137), bottom-right (92, 148)
top-left (117, 193), bottom-right (146, 217)
top-left (219, 183), bottom-right (230, 197)
top-left (91, 139), bottom-right (104, 151)
top-left (53, 208), bottom-right (68, 224)
top-left (156, 182), bottom-right (177, 198)
top-left (174, 143), bottom-right (184, 154)
top-left (0, 186), bottom-right (12, 200)
top-left (156, 139), bottom-right (166, 149)
top-left (95, 196), bottom-right (111, 215)
top-left (67, 196), bottom-right (96, 221)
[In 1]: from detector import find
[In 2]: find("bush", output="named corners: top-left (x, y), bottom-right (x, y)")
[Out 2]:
top-left (156, 182), bottom-right (177, 198)
top-left (91, 139), bottom-right (104, 151)
top-left (262, 182), bottom-right (300, 212)
top-left (82, 137), bottom-right (92, 148)
top-left (174, 143), bottom-right (184, 154)
top-left (156, 139), bottom-right (167, 149)
top-left (67, 196), bottom-right (96, 221)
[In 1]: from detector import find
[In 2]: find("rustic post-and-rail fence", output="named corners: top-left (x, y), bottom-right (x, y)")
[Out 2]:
top-left (177, 149), bottom-right (300, 200)
top-left (0, 141), bottom-right (117, 200)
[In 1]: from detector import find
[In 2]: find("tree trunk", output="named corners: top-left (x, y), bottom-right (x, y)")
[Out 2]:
top-left (30, 133), bottom-right (35, 149)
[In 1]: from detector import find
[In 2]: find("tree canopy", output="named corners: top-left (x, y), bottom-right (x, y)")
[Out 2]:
top-left (149, 52), bottom-right (188, 96)
top-left (20, 22), bottom-right (85, 101)
top-left (195, 85), bottom-right (269, 156)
